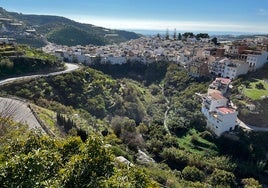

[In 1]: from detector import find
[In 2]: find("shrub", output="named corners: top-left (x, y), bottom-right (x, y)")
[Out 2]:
top-left (208, 169), bottom-right (236, 188)
top-left (199, 131), bottom-right (214, 142)
top-left (256, 82), bottom-right (265, 90)
top-left (241, 178), bottom-right (261, 188)
top-left (182, 166), bottom-right (205, 182)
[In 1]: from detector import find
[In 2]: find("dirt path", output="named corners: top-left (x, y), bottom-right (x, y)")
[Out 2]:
top-left (160, 85), bottom-right (171, 135)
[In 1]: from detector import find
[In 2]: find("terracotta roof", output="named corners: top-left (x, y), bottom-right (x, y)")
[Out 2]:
top-left (217, 107), bottom-right (235, 114)
top-left (209, 92), bottom-right (226, 100)
top-left (215, 77), bottom-right (231, 85)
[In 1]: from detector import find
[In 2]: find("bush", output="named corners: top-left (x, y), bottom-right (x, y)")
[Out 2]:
top-left (199, 131), bottom-right (214, 142)
top-left (208, 169), bottom-right (236, 188)
top-left (256, 82), bottom-right (265, 90)
top-left (182, 166), bottom-right (205, 182)
top-left (241, 178), bottom-right (261, 188)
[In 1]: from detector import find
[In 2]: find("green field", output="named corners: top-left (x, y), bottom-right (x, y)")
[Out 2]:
top-left (242, 79), bottom-right (268, 100)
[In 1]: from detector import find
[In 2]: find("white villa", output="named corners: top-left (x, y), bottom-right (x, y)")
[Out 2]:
top-left (202, 92), bottom-right (238, 136)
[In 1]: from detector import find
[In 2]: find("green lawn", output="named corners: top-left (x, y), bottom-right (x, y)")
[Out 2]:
top-left (242, 79), bottom-right (268, 100)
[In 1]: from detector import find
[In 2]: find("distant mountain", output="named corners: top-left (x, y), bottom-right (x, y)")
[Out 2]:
top-left (0, 8), bottom-right (141, 47)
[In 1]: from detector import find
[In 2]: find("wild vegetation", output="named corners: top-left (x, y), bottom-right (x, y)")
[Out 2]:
top-left (0, 61), bottom-right (266, 187)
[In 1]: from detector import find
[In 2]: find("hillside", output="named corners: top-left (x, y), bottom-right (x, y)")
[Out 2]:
top-left (0, 43), bottom-right (64, 78)
top-left (1, 63), bottom-right (267, 187)
top-left (0, 7), bottom-right (140, 47)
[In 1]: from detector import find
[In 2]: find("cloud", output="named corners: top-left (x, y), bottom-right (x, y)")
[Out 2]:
top-left (67, 15), bottom-right (268, 33)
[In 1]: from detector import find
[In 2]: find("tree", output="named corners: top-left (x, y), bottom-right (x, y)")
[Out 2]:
top-left (156, 33), bottom-right (161, 38)
top-left (173, 28), bottom-right (177, 40)
top-left (244, 81), bottom-right (251, 88)
top-left (0, 133), bottom-right (62, 187)
top-left (196, 33), bottom-right (209, 39)
top-left (211, 37), bottom-right (218, 45)
top-left (61, 136), bottom-right (114, 187)
top-left (182, 32), bottom-right (194, 38)
top-left (178, 33), bottom-right (182, 40)
top-left (165, 29), bottom-right (170, 40)
top-left (256, 82), bottom-right (265, 89)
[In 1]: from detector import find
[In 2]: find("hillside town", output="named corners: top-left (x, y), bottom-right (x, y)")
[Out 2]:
top-left (41, 34), bottom-right (268, 136)
top-left (1, 1), bottom-right (268, 186)
top-left (43, 34), bottom-right (268, 79)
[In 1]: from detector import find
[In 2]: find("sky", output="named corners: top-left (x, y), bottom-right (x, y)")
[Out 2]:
top-left (1, 0), bottom-right (268, 33)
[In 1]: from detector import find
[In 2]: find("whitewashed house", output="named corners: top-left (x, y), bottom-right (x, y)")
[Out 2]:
top-left (209, 58), bottom-right (249, 79)
top-left (222, 60), bottom-right (249, 80)
top-left (246, 51), bottom-right (268, 71)
top-left (202, 92), bottom-right (238, 136)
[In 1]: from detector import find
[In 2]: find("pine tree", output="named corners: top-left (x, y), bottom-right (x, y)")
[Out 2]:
top-left (178, 33), bottom-right (182, 40)
top-left (165, 29), bottom-right (169, 40)
top-left (173, 28), bottom-right (177, 40)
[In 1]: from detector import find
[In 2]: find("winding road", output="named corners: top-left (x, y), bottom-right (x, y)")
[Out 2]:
top-left (0, 63), bottom-right (79, 86)
top-left (0, 63), bottom-right (79, 132)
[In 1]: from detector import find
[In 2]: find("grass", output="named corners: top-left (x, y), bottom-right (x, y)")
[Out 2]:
top-left (31, 105), bottom-right (62, 136)
top-left (236, 70), bottom-right (268, 126)
top-left (177, 129), bottom-right (218, 156)
top-left (242, 79), bottom-right (268, 100)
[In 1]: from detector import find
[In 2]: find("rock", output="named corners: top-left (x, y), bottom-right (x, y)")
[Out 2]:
top-left (136, 149), bottom-right (155, 166)
top-left (115, 156), bottom-right (133, 167)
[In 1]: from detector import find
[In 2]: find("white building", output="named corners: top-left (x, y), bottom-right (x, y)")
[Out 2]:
top-left (102, 55), bottom-right (127, 64)
top-left (208, 77), bottom-right (231, 95)
top-left (202, 92), bottom-right (228, 113)
top-left (209, 58), bottom-right (249, 79)
top-left (222, 60), bottom-right (249, 80)
top-left (202, 92), bottom-right (238, 136)
top-left (208, 58), bottom-right (227, 77)
top-left (246, 51), bottom-right (268, 71)
top-left (206, 107), bottom-right (238, 136)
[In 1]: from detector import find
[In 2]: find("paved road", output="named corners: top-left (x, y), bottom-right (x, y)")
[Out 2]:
top-left (0, 97), bottom-right (44, 132)
top-left (237, 118), bottom-right (268, 132)
top-left (0, 63), bottom-right (79, 86)
top-left (0, 63), bottom-right (79, 132)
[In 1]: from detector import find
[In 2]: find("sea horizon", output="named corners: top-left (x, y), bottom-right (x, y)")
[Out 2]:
top-left (126, 29), bottom-right (268, 37)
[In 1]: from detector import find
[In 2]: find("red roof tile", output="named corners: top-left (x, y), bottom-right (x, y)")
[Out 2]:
top-left (215, 77), bottom-right (231, 85)
top-left (217, 107), bottom-right (235, 114)
top-left (209, 92), bottom-right (226, 100)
